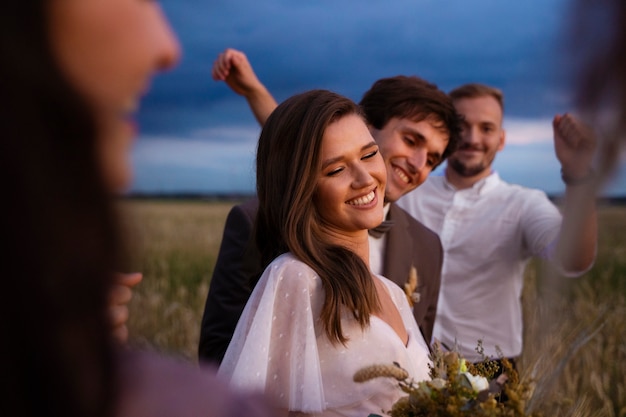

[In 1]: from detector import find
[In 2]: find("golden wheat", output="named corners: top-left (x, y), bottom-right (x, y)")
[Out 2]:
top-left (121, 199), bottom-right (626, 416)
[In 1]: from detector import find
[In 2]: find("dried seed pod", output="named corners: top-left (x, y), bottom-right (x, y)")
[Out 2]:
top-left (353, 363), bottom-right (409, 382)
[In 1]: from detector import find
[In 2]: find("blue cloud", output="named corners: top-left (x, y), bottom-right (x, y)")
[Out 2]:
top-left (131, 0), bottom-right (625, 195)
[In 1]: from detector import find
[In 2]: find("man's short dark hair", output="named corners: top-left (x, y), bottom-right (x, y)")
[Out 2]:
top-left (359, 75), bottom-right (462, 165)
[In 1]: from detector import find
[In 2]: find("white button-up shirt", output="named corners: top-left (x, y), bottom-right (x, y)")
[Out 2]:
top-left (398, 172), bottom-right (564, 361)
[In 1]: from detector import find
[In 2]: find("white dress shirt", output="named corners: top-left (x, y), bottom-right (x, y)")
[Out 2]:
top-left (397, 172), bottom-right (566, 361)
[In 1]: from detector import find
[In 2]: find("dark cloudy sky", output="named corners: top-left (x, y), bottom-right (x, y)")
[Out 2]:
top-left (131, 0), bottom-right (625, 196)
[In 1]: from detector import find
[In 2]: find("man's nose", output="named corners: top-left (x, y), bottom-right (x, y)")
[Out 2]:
top-left (407, 148), bottom-right (427, 173)
top-left (462, 127), bottom-right (479, 144)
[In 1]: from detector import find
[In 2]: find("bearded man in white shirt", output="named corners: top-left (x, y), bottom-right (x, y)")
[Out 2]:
top-left (397, 83), bottom-right (598, 364)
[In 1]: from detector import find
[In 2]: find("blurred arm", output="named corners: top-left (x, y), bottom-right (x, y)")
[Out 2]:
top-left (552, 113), bottom-right (598, 273)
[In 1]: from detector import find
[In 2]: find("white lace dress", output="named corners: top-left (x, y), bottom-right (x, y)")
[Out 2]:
top-left (218, 253), bottom-right (431, 417)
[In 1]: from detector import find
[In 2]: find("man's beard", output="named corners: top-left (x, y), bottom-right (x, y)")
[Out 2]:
top-left (447, 143), bottom-right (496, 178)
top-left (448, 157), bottom-right (487, 177)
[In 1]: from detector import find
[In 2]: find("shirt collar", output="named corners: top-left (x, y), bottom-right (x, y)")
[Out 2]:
top-left (443, 170), bottom-right (501, 196)
top-left (382, 202), bottom-right (391, 220)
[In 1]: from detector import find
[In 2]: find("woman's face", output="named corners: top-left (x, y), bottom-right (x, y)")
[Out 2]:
top-left (49, 0), bottom-right (180, 192)
top-left (315, 114), bottom-right (387, 236)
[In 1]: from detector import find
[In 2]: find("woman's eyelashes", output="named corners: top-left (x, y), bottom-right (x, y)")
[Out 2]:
top-left (325, 150), bottom-right (380, 177)
top-left (326, 167), bottom-right (344, 177)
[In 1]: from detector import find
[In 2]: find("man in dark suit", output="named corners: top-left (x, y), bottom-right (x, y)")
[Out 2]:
top-left (199, 49), bottom-right (462, 364)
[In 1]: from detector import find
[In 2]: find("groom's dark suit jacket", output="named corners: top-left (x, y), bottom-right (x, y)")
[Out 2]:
top-left (198, 197), bottom-right (443, 364)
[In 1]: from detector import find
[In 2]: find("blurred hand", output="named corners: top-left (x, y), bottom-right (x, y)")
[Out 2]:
top-left (109, 272), bottom-right (143, 344)
top-left (553, 113), bottom-right (597, 180)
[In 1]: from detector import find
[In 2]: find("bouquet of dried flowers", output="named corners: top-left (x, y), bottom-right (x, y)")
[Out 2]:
top-left (353, 341), bottom-right (540, 417)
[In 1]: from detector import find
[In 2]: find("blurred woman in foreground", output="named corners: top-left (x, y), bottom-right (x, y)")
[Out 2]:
top-left (0, 1), bottom-right (272, 416)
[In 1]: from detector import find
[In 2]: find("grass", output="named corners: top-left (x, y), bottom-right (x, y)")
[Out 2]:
top-left (120, 199), bottom-right (235, 358)
top-left (521, 204), bottom-right (626, 417)
top-left (120, 199), bottom-right (626, 416)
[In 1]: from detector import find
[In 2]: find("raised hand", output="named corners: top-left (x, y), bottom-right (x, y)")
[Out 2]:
top-left (553, 113), bottom-right (596, 182)
top-left (211, 48), bottom-right (278, 126)
top-left (212, 48), bottom-right (266, 97)
top-left (552, 114), bottom-right (598, 273)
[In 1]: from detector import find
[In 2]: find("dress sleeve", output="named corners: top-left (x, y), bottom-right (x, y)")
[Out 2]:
top-left (218, 254), bottom-right (326, 413)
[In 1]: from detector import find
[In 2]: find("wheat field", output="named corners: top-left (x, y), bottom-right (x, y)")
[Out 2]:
top-left (120, 199), bottom-right (625, 417)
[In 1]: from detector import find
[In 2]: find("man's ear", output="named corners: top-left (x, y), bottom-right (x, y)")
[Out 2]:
top-left (497, 129), bottom-right (506, 151)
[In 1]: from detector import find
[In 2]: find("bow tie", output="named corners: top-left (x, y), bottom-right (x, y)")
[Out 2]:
top-left (368, 220), bottom-right (394, 238)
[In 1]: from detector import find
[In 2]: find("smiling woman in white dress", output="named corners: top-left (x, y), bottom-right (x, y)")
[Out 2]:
top-left (218, 90), bottom-right (431, 417)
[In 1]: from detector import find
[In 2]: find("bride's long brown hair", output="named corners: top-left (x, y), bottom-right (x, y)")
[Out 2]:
top-left (255, 90), bottom-right (381, 345)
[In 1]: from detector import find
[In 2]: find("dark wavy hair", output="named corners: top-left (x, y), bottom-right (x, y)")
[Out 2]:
top-left (359, 75), bottom-right (463, 167)
top-left (0, 3), bottom-right (121, 417)
top-left (255, 89), bottom-right (381, 345)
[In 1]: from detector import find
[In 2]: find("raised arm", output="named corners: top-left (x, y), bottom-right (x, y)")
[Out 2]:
top-left (552, 113), bottom-right (598, 273)
top-left (212, 48), bottom-right (278, 126)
